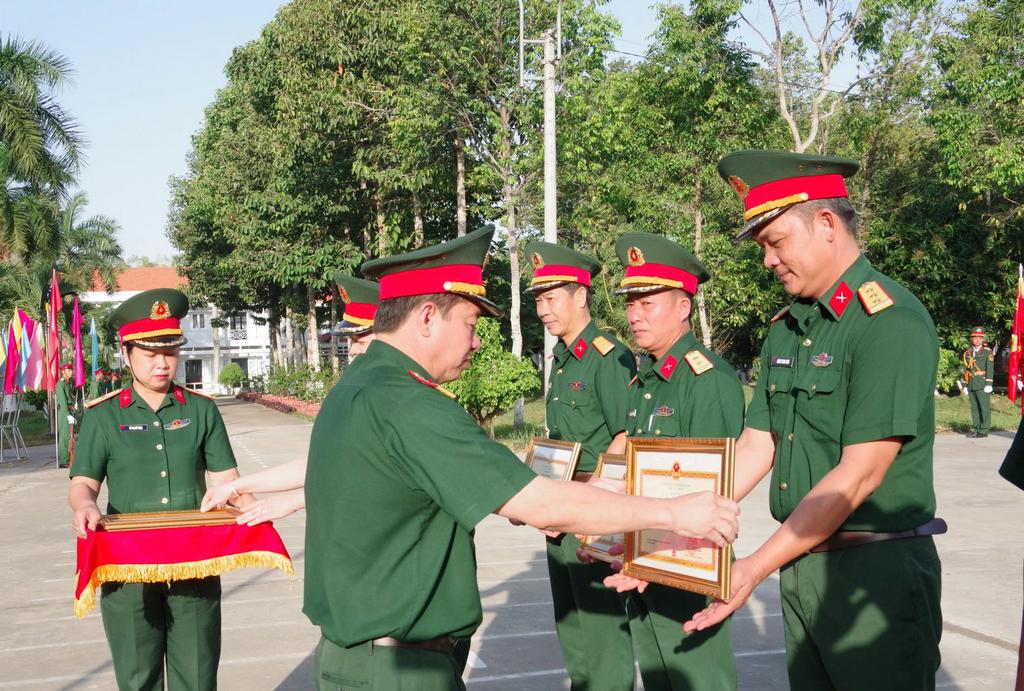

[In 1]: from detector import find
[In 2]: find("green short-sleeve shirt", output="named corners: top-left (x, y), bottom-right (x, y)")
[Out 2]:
top-left (999, 417), bottom-right (1024, 491)
top-left (746, 254), bottom-right (938, 531)
top-left (303, 340), bottom-right (537, 647)
top-left (546, 320), bottom-right (636, 472)
top-left (626, 331), bottom-right (745, 439)
top-left (70, 385), bottom-right (237, 514)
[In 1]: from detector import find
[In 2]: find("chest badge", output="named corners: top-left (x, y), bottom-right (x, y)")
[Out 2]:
top-left (654, 405), bottom-right (674, 417)
top-left (810, 352), bottom-right (833, 367)
top-left (119, 424), bottom-right (148, 432)
top-left (568, 380), bottom-right (586, 391)
top-left (164, 418), bottom-right (192, 431)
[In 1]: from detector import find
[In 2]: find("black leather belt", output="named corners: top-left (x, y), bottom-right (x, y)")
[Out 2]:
top-left (809, 517), bottom-right (947, 554)
top-left (372, 636), bottom-right (452, 653)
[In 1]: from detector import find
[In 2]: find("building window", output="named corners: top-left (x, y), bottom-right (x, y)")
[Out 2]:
top-left (191, 313), bottom-right (206, 329)
top-left (229, 314), bottom-right (246, 330)
top-left (229, 314), bottom-right (247, 341)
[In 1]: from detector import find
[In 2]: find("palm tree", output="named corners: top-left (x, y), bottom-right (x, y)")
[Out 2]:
top-left (0, 35), bottom-right (82, 260)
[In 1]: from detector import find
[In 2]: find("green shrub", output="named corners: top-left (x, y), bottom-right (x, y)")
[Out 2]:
top-left (447, 319), bottom-right (541, 437)
top-left (218, 363), bottom-right (247, 389)
top-left (936, 347), bottom-right (963, 395)
top-left (266, 365), bottom-right (341, 402)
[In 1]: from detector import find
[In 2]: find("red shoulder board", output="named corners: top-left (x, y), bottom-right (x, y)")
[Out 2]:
top-left (119, 387), bottom-right (133, 408)
top-left (173, 386), bottom-right (187, 405)
top-left (857, 281), bottom-right (894, 315)
top-left (627, 375), bottom-right (638, 388)
top-left (408, 370), bottom-right (457, 400)
top-left (771, 306), bottom-right (790, 323)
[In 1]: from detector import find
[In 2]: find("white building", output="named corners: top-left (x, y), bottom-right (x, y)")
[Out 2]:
top-left (82, 267), bottom-right (273, 393)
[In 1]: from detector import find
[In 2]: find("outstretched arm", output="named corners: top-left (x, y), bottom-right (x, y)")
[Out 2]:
top-left (202, 458), bottom-right (307, 511)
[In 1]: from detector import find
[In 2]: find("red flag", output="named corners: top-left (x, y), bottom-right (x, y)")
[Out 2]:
top-left (1008, 263), bottom-right (1024, 406)
top-left (72, 297), bottom-right (85, 388)
top-left (47, 269), bottom-right (61, 392)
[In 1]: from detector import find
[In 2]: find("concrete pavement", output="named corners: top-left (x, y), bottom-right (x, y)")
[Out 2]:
top-left (0, 398), bottom-right (1020, 689)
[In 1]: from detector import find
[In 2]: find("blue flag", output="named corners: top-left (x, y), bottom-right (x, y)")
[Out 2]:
top-left (90, 316), bottom-right (99, 377)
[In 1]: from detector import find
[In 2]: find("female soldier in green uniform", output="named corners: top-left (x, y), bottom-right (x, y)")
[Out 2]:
top-left (68, 288), bottom-right (250, 691)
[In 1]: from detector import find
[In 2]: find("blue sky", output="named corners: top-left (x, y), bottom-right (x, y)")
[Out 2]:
top-left (4, 2), bottom-right (847, 261)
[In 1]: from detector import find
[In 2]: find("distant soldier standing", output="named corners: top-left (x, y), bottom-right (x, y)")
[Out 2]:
top-left (963, 326), bottom-right (993, 437)
top-left (56, 362), bottom-right (76, 469)
top-left (524, 241), bottom-right (636, 691)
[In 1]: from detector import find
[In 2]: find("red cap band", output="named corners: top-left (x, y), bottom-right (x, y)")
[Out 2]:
top-left (745, 174), bottom-right (848, 217)
top-left (344, 302), bottom-right (377, 322)
top-left (532, 265), bottom-right (592, 286)
top-left (623, 263), bottom-right (699, 293)
top-left (118, 317), bottom-right (182, 341)
top-left (378, 264), bottom-right (483, 300)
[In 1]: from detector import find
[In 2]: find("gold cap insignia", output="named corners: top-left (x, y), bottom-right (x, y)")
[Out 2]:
top-left (150, 301), bottom-right (170, 320)
top-left (532, 252), bottom-right (544, 269)
top-left (338, 286), bottom-right (351, 304)
top-left (627, 247), bottom-right (645, 266)
top-left (729, 176), bottom-right (749, 199)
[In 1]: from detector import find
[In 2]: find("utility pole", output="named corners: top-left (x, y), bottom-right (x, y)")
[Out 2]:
top-left (520, 2), bottom-right (562, 413)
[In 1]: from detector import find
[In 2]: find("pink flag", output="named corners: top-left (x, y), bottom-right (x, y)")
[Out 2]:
top-left (72, 297), bottom-right (85, 388)
top-left (3, 321), bottom-right (18, 394)
top-left (25, 322), bottom-right (44, 390)
top-left (47, 269), bottom-right (61, 392)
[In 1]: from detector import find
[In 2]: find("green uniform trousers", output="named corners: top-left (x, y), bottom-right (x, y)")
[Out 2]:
top-left (969, 389), bottom-right (991, 434)
top-left (100, 577), bottom-right (221, 691)
top-left (314, 636), bottom-right (466, 690)
top-left (57, 415), bottom-right (72, 467)
top-left (626, 584), bottom-right (736, 691)
top-left (781, 538), bottom-right (942, 691)
top-left (546, 534), bottom-right (634, 691)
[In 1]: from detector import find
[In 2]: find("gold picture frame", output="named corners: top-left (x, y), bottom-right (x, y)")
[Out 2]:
top-left (623, 437), bottom-right (735, 599)
top-left (523, 437), bottom-right (582, 482)
top-left (579, 453), bottom-right (628, 563)
top-left (99, 508), bottom-right (242, 531)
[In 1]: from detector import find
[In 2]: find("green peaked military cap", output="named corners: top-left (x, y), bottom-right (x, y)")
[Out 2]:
top-left (717, 149), bottom-right (860, 241)
top-left (361, 226), bottom-right (503, 318)
top-left (523, 240), bottom-right (602, 293)
top-left (614, 232), bottom-right (710, 295)
top-left (110, 288), bottom-right (189, 349)
top-left (970, 326), bottom-right (985, 336)
top-left (332, 273), bottom-right (380, 335)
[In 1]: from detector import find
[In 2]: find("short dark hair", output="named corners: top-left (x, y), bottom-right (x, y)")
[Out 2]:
top-left (792, 197), bottom-right (858, 236)
top-left (559, 283), bottom-right (592, 308)
top-left (373, 293), bottom-right (468, 334)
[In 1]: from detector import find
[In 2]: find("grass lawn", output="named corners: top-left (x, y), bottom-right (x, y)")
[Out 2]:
top-left (492, 388), bottom-right (1022, 448)
top-left (19, 410), bottom-right (54, 447)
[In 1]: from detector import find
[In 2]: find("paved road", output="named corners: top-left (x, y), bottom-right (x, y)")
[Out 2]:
top-left (0, 398), bottom-right (1020, 689)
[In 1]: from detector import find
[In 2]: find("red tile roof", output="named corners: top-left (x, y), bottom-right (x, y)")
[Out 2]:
top-left (91, 267), bottom-right (189, 292)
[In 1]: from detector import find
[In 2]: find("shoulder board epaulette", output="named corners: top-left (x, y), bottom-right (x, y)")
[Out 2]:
top-left (857, 281), bottom-right (894, 315)
top-left (184, 388), bottom-right (214, 400)
top-left (683, 350), bottom-right (714, 376)
top-left (408, 370), bottom-right (457, 400)
top-left (85, 389), bottom-right (120, 409)
top-left (627, 375), bottom-right (638, 388)
top-left (770, 306), bottom-right (790, 323)
top-left (592, 335), bottom-right (615, 356)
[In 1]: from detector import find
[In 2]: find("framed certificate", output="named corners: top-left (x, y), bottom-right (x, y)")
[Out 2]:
top-left (579, 453), bottom-right (627, 563)
top-left (524, 437), bottom-right (582, 481)
top-left (99, 508), bottom-right (241, 531)
top-left (623, 437), bottom-right (734, 599)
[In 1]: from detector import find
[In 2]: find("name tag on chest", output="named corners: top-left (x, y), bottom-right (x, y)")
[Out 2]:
top-left (770, 356), bottom-right (794, 368)
top-left (119, 424), bottom-right (148, 432)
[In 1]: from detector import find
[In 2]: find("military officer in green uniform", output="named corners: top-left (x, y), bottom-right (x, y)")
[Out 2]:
top-left (1000, 418), bottom-right (1024, 689)
top-left (68, 288), bottom-right (252, 691)
top-left (524, 240), bottom-right (636, 691)
top-left (56, 362), bottom-right (77, 468)
top-left (302, 227), bottom-right (740, 691)
top-left (89, 368), bottom-right (108, 401)
top-left (963, 326), bottom-right (994, 437)
top-left (610, 232), bottom-right (745, 691)
top-left (680, 150), bottom-right (944, 691)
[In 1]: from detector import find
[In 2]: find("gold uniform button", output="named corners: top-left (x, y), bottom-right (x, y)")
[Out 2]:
top-left (769, 384), bottom-right (776, 392)
top-left (787, 433), bottom-right (794, 441)
top-left (811, 384), bottom-right (817, 391)
top-left (557, 369), bottom-right (563, 375)
top-left (779, 482), bottom-right (788, 491)
top-left (160, 471), bottom-right (167, 478)
top-left (644, 393), bottom-right (652, 400)
top-left (553, 396), bottom-right (559, 401)
top-left (802, 338), bottom-right (812, 347)
top-left (154, 421), bottom-right (161, 427)
top-left (156, 444), bottom-right (164, 451)
top-left (655, 429), bottom-right (661, 435)
top-left (161, 497), bottom-right (169, 504)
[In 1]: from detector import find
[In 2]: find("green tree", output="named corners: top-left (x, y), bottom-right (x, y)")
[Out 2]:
top-left (447, 318), bottom-right (541, 438)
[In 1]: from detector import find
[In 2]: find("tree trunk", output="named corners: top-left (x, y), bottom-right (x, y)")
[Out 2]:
top-left (284, 307), bottom-right (294, 369)
top-left (692, 178), bottom-right (712, 349)
top-left (211, 304), bottom-right (222, 393)
top-left (268, 304), bottom-right (281, 370)
top-left (375, 189), bottom-right (387, 256)
top-left (329, 284), bottom-right (339, 372)
top-left (306, 284), bottom-right (319, 372)
top-left (501, 122), bottom-right (525, 429)
top-left (413, 190), bottom-right (424, 248)
top-left (456, 131), bottom-right (467, 237)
